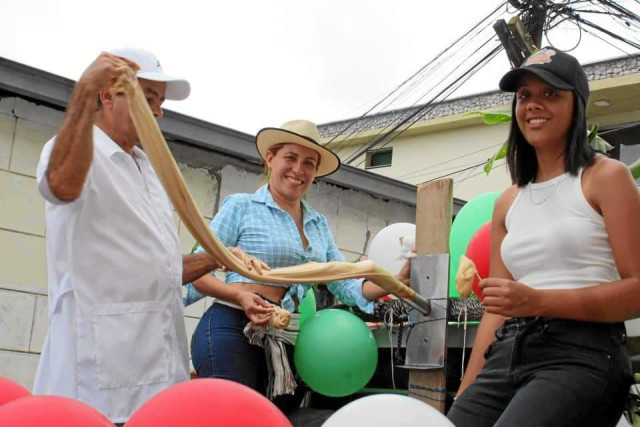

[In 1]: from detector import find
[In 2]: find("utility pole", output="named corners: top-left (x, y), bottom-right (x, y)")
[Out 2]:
top-left (407, 179), bottom-right (452, 413)
top-left (496, 0), bottom-right (548, 67)
top-left (518, 0), bottom-right (547, 47)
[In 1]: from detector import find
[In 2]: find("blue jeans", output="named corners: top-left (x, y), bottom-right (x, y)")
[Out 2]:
top-left (191, 303), bottom-right (304, 413)
top-left (447, 317), bottom-right (632, 427)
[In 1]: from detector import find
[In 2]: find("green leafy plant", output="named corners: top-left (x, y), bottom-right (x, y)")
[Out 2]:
top-left (587, 123), bottom-right (614, 153)
top-left (484, 141), bottom-right (508, 175)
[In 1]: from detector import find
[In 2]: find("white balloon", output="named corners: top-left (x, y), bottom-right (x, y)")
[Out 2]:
top-left (367, 223), bottom-right (416, 274)
top-left (323, 394), bottom-right (454, 427)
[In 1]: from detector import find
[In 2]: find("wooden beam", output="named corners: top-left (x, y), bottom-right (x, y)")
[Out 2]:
top-left (409, 178), bottom-right (453, 412)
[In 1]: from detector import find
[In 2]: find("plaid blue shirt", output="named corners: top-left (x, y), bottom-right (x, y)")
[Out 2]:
top-left (184, 185), bottom-right (373, 313)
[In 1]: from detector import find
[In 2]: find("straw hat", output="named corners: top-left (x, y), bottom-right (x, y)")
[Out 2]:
top-left (256, 120), bottom-right (340, 177)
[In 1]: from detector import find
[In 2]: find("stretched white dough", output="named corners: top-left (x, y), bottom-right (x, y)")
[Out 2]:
top-left (117, 77), bottom-right (415, 301)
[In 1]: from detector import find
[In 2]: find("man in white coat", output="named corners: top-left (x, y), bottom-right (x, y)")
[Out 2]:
top-left (33, 48), bottom-right (225, 424)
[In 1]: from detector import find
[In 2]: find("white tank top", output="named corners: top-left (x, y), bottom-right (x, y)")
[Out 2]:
top-left (501, 168), bottom-right (619, 290)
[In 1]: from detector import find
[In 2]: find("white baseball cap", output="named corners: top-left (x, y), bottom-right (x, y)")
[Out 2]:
top-left (110, 48), bottom-right (190, 101)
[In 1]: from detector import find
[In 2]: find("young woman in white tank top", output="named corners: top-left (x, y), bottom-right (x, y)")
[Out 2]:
top-left (448, 48), bottom-right (640, 427)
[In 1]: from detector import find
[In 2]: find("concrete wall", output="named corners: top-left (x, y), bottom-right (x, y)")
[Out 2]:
top-left (0, 96), bottom-right (416, 390)
top-left (0, 97), bottom-right (60, 389)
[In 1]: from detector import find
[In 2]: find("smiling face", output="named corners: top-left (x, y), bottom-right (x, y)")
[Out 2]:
top-left (514, 74), bottom-right (575, 153)
top-left (266, 143), bottom-right (320, 203)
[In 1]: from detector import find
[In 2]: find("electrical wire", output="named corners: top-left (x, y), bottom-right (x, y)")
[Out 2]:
top-left (393, 142), bottom-right (505, 181)
top-left (396, 160), bottom-right (494, 183)
top-left (348, 39), bottom-right (501, 161)
top-left (599, 0), bottom-right (640, 22)
top-left (329, 9), bottom-right (510, 157)
top-left (379, 17), bottom-right (497, 111)
top-left (324, 1), bottom-right (508, 154)
top-left (328, 0), bottom-right (640, 185)
top-left (571, 14), bottom-right (640, 49)
top-left (351, 45), bottom-right (504, 168)
top-left (329, 30), bottom-right (500, 156)
top-left (578, 25), bottom-right (635, 55)
top-left (346, 37), bottom-right (499, 159)
top-left (545, 16), bottom-right (583, 52)
top-left (454, 161), bottom-right (507, 185)
top-left (595, 0), bottom-right (640, 37)
top-left (408, 160), bottom-right (489, 185)
top-left (326, 1), bottom-right (507, 147)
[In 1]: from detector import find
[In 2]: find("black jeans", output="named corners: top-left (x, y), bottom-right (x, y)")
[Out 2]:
top-left (447, 317), bottom-right (632, 427)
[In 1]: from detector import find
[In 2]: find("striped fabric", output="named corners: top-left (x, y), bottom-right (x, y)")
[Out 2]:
top-left (184, 185), bottom-right (372, 313)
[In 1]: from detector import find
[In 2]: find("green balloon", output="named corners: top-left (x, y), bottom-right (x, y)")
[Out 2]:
top-left (449, 191), bottom-right (500, 297)
top-left (294, 309), bottom-right (378, 397)
top-left (298, 288), bottom-right (317, 327)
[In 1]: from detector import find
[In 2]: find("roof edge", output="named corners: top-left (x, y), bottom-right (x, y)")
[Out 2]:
top-left (0, 56), bottom-right (469, 211)
top-left (319, 52), bottom-right (640, 130)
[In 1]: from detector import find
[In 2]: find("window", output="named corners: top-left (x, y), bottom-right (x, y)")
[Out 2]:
top-left (365, 147), bottom-right (393, 169)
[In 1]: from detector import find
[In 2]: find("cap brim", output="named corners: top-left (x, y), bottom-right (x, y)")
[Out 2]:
top-left (138, 71), bottom-right (190, 100)
top-left (256, 128), bottom-right (341, 178)
top-left (499, 67), bottom-right (575, 93)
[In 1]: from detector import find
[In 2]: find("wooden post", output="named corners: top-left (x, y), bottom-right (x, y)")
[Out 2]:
top-left (409, 178), bottom-right (453, 412)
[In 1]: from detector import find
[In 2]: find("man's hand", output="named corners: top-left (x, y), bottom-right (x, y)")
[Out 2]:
top-left (78, 52), bottom-right (140, 95)
top-left (44, 52), bottom-right (143, 203)
top-left (480, 278), bottom-right (541, 317)
top-left (223, 247), bottom-right (270, 275)
top-left (236, 291), bottom-right (273, 325)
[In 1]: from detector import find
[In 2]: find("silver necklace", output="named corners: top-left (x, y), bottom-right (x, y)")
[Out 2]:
top-left (528, 174), bottom-right (568, 205)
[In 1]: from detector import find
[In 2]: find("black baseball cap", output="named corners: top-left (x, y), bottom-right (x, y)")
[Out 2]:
top-left (499, 47), bottom-right (589, 107)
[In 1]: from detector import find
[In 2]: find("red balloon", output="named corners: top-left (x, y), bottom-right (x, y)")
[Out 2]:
top-left (0, 395), bottom-right (114, 426)
top-left (465, 221), bottom-right (491, 300)
top-left (126, 379), bottom-right (292, 427)
top-left (0, 376), bottom-right (30, 407)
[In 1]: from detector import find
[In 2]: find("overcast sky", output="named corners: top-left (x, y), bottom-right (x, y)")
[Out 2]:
top-left (4, 0), bottom-right (639, 134)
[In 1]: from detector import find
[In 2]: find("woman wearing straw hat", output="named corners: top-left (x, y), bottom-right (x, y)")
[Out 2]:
top-left (447, 48), bottom-right (639, 426)
top-left (186, 120), bottom-right (411, 413)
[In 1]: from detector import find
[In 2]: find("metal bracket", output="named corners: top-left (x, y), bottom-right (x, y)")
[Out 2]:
top-left (399, 253), bottom-right (449, 370)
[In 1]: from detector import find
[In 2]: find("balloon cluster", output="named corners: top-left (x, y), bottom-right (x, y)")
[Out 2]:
top-left (0, 377), bottom-right (113, 426)
top-left (449, 191), bottom-right (499, 299)
top-left (0, 376), bottom-right (291, 426)
top-left (0, 376), bottom-right (456, 426)
top-left (0, 291), bottom-right (380, 425)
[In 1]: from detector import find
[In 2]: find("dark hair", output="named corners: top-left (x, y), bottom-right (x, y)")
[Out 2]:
top-left (506, 94), bottom-right (594, 186)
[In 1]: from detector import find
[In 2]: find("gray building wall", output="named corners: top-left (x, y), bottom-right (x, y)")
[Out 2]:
top-left (0, 95), bottom-right (417, 390)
